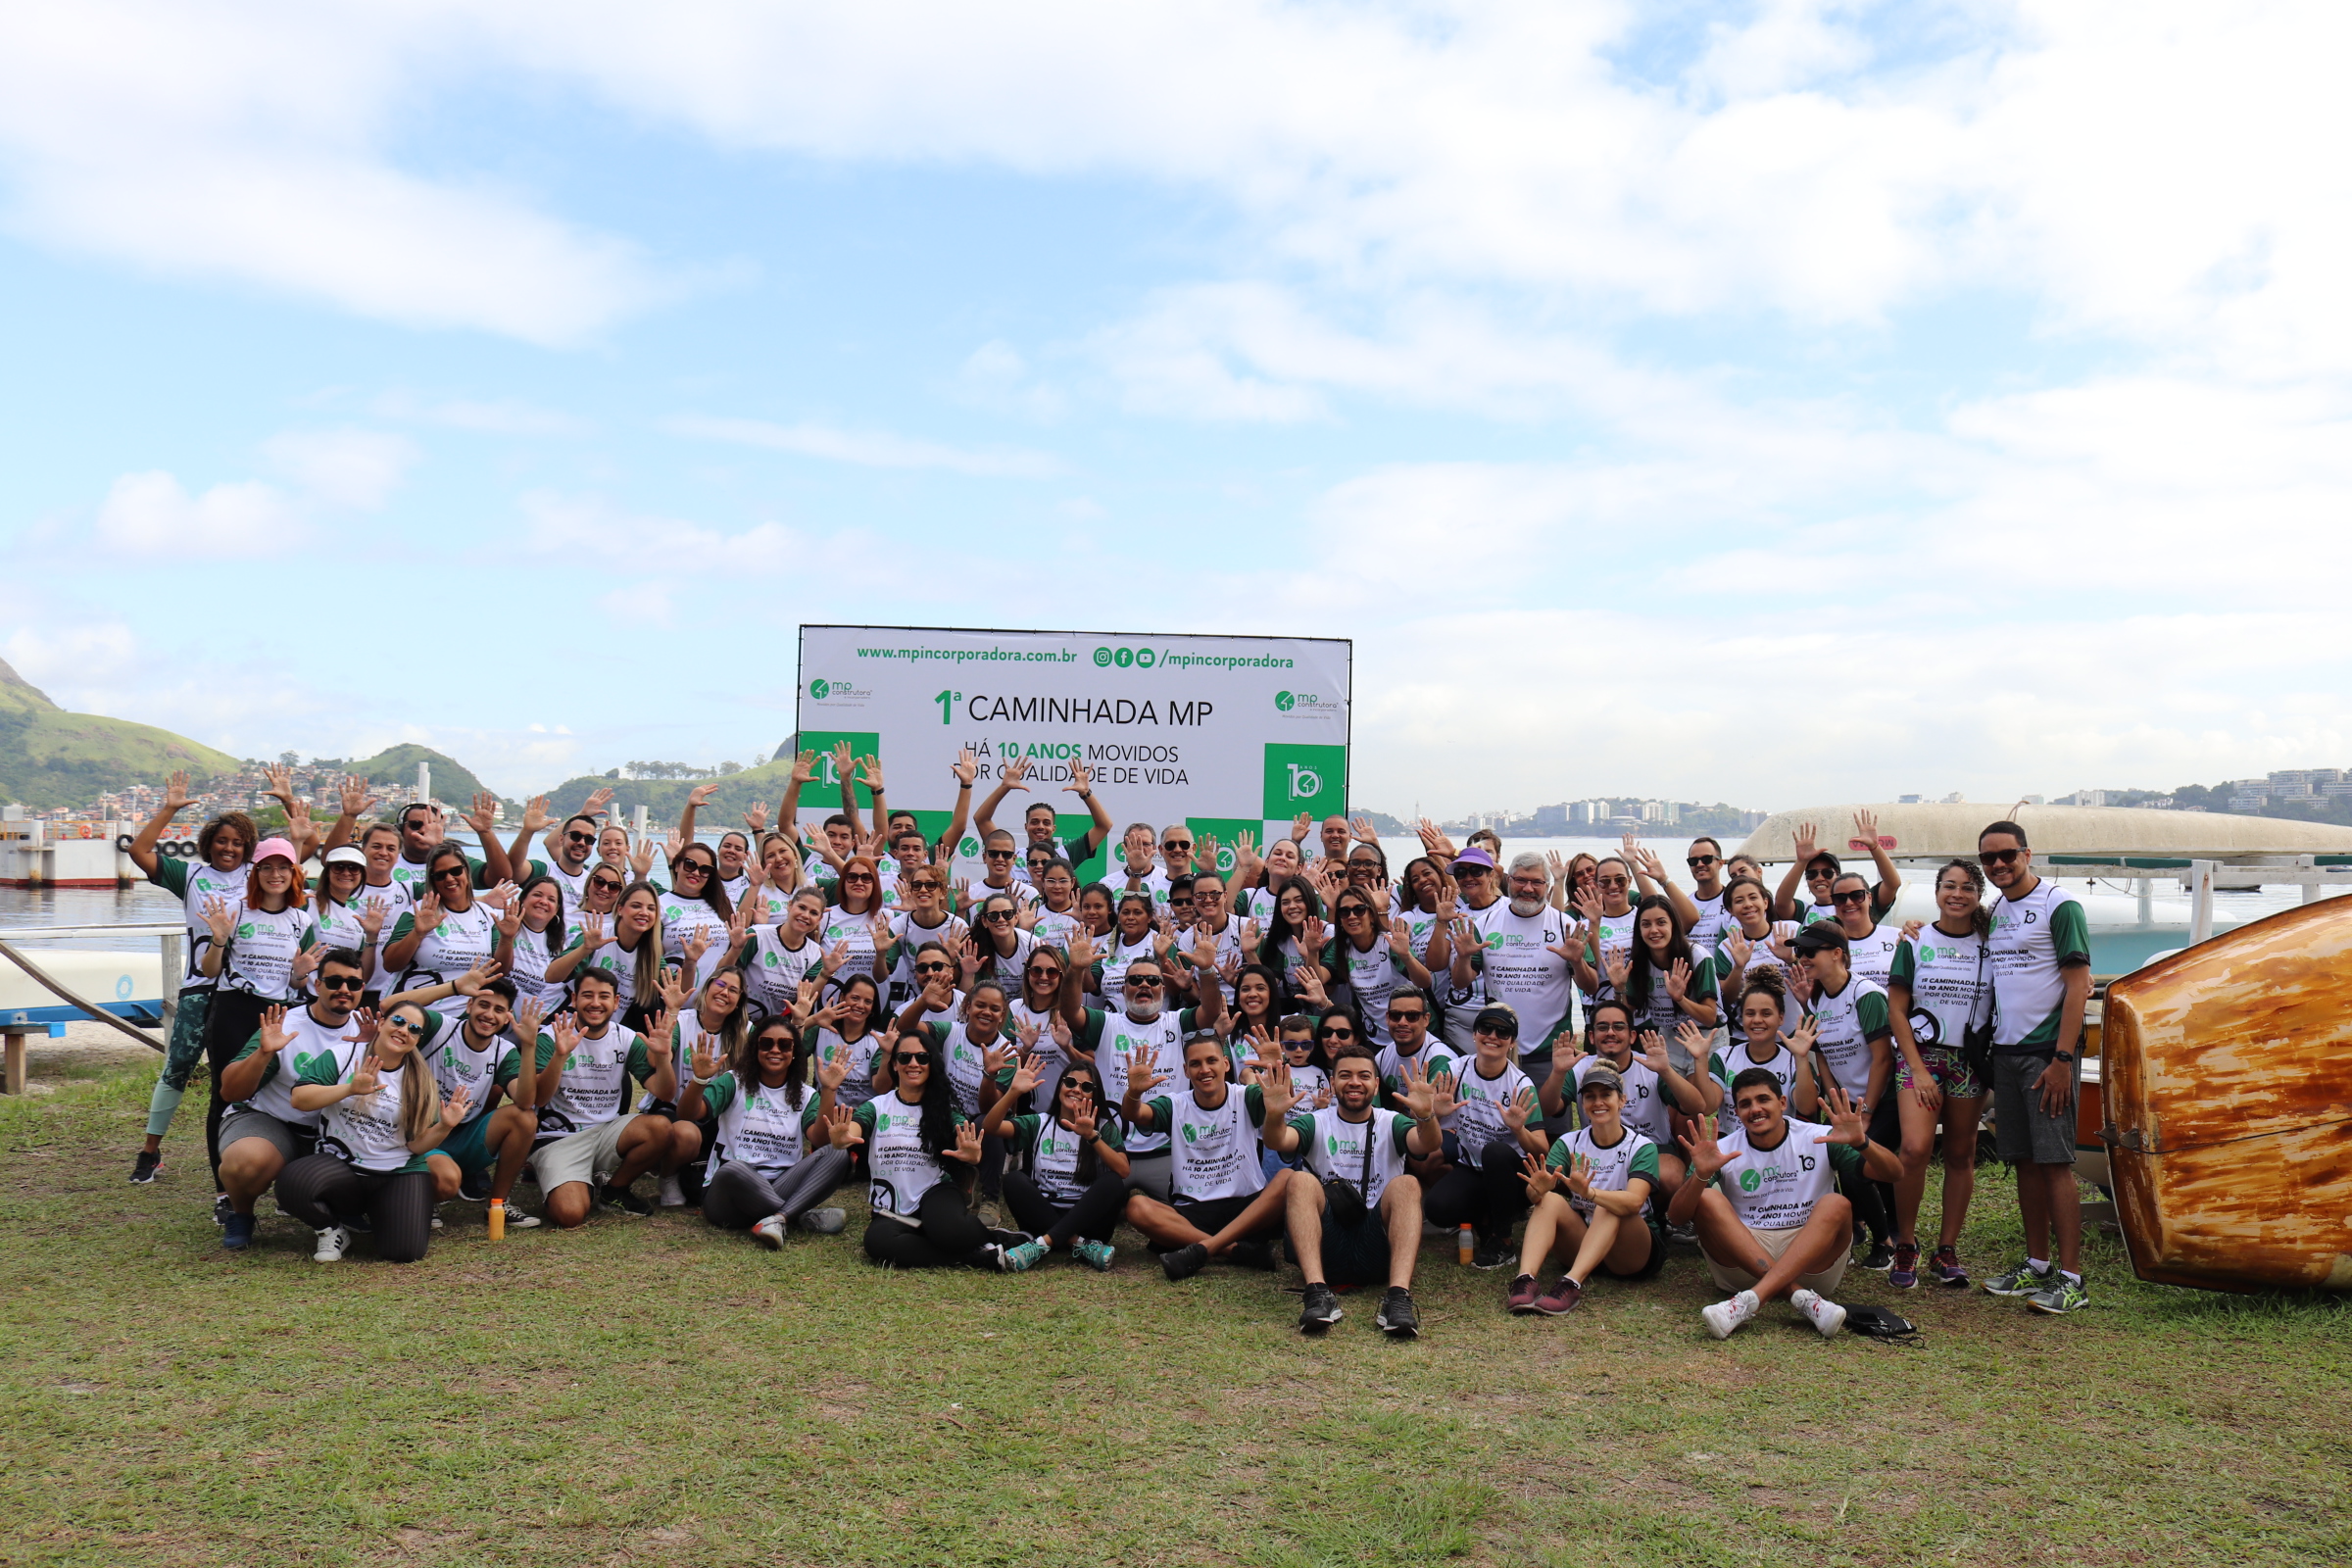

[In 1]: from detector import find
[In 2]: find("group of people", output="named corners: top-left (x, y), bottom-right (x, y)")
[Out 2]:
top-left (122, 749), bottom-right (2095, 1336)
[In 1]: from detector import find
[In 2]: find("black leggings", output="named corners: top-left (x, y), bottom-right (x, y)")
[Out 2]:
top-left (275, 1153), bottom-right (436, 1263)
top-left (1003, 1169), bottom-right (1126, 1247)
top-left (1422, 1139), bottom-right (1531, 1241)
top-left (201, 990), bottom-right (274, 1187)
top-left (861, 1182), bottom-right (995, 1269)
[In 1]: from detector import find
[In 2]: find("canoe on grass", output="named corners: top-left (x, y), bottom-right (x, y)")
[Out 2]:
top-left (2101, 899), bottom-right (2352, 1293)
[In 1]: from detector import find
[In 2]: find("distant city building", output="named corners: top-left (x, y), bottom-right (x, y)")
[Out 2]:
top-left (1897, 794), bottom-right (1922, 805)
top-left (1535, 803), bottom-right (1568, 829)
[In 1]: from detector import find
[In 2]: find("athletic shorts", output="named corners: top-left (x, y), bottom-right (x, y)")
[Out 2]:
top-left (1703, 1221), bottom-right (1849, 1297)
top-left (218, 1109), bottom-right (314, 1164)
top-left (435, 1114), bottom-right (494, 1178)
top-left (1293, 1191), bottom-right (1393, 1287)
top-left (527, 1113), bottom-right (638, 1191)
top-left (1991, 1053), bottom-right (2079, 1166)
top-left (1898, 1046), bottom-right (1984, 1102)
top-left (1171, 1193), bottom-right (1268, 1239)
top-left (1588, 1210), bottom-right (1668, 1282)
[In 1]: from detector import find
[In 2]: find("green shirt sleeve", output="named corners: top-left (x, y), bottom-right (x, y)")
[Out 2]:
top-left (388, 912), bottom-right (417, 944)
top-left (1073, 1009), bottom-right (1104, 1054)
top-left (1826, 1140), bottom-right (1865, 1177)
top-left (532, 1030), bottom-right (560, 1070)
top-left (702, 1071), bottom-right (739, 1116)
top-left (1286, 1112), bottom-right (1316, 1149)
top-left (1388, 1115), bottom-right (1414, 1155)
top-left (294, 1052), bottom-right (342, 1088)
top-left (852, 1100), bottom-right (878, 1137)
top-left (1889, 939), bottom-right (1917, 990)
top-left (150, 856), bottom-right (192, 897)
top-left (1142, 1095), bottom-right (1174, 1131)
top-left (1243, 1084), bottom-right (1265, 1128)
top-left (1628, 1142), bottom-right (1661, 1188)
top-left (493, 1048), bottom-right (520, 1087)
top-left (1856, 990), bottom-right (1891, 1042)
top-left (1095, 1118), bottom-right (1126, 1151)
top-left (626, 1038), bottom-right (655, 1084)
top-left (231, 1031), bottom-right (265, 1064)
top-left (1008, 1112), bottom-right (1042, 1157)
top-left (1545, 1140), bottom-right (1571, 1169)
top-left (2051, 898), bottom-right (2092, 967)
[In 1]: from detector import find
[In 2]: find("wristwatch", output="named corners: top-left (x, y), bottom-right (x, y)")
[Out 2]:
top-left (2052, 1052), bottom-right (2075, 1064)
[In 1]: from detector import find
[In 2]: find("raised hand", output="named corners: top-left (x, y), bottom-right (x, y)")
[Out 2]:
top-left (1678, 1102), bottom-right (1728, 1178)
top-left (1290, 811), bottom-right (1313, 843)
top-left (829, 740), bottom-right (855, 787)
top-left (1006, 1050), bottom-right (1044, 1102)
top-left (821, 939), bottom-right (851, 978)
top-left (1564, 1152), bottom-right (1597, 1202)
top-left (1048, 1009), bottom-right (1073, 1054)
top-left (641, 1019), bottom-right (675, 1073)
top-left (576, 911), bottom-right (606, 951)
top-left (440, 1086), bottom-right (474, 1129)
top-left (686, 782), bottom-right (719, 809)
top-left (1425, 1066), bottom-right (1460, 1120)
top-left (1791, 820), bottom-right (1820, 868)
top-left (1601, 949), bottom-right (1631, 992)
top-left (949, 1118), bottom-right (984, 1164)
top-left (1676, 1019), bottom-right (1710, 1059)
top-left (1064, 927), bottom-right (1098, 971)
top-left (452, 959), bottom-right (502, 997)
top-left (1572, 886), bottom-right (1605, 924)
top-left (822, 1102), bottom-right (863, 1149)
top-left (1519, 1150), bottom-right (1560, 1199)
top-left (1783, 1014), bottom-right (1819, 1058)
top-left (1126, 1044), bottom-right (1168, 1101)
top-left (263, 762), bottom-right (297, 809)
top-left (257, 1004), bottom-right (291, 1054)
top-left (201, 895), bottom-right (236, 943)
top-left (1638, 1028), bottom-right (1671, 1075)
top-left (1288, 963), bottom-right (1329, 1006)
top-left (1851, 808), bottom-right (1880, 853)
top-left (161, 771), bottom-right (194, 816)
top-left (1499, 1085), bottom-right (1540, 1132)
top-left (1062, 760), bottom-right (1091, 798)
top-left (855, 753), bottom-right (886, 794)
top-left (512, 996), bottom-right (544, 1045)
top-left (1231, 828), bottom-right (1258, 871)
top-left (1388, 915), bottom-right (1414, 956)
top-left (582, 786), bottom-right (615, 818)
top-left (1817, 1082), bottom-right (1870, 1147)
top-left (1633, 846), bottom-right (1670, 884)
top-left (690, 1033), bottom-right (722, 1083)
top-left (347, 1053), bottom-right (384, 1100)
top-left (496, 898), bottom-right (522, 940)
top-left (742, 801), bottom-right (768, 833)
top-left (288, 945), bottom-right (323, 987)
top-left (1068, 1096), bottom-right (1099, 1142)
top-left (1300, 914), bottom-right (1327, 956)
top-left (658, 962), bottom-right (692, 1016)
top-left (952, 747), bottom-right (978, 789)
top-left (1257, 1053), bottom-right (1298, 1123)
top-left (1724, 929), bottom-right (1753, 969)
top-left (1349, 814), bottom-right (1378, 845)
top-left (341, 774), bottom-right (384, 818)
top-left (682, 923), bottom-right (715, 974)
top-left (815, 1043), bottom-right (852, 1092)
top-left (1664, 958), bottom-right (1691, 1004)
top-left (630, 839), bottom-right (657, 878)
top-left (1396, 1056), bottom-right (1441, 1123)
top-left (552, 1013), bottom-right (583, 1062)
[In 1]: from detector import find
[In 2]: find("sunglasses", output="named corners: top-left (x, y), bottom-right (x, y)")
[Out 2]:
top-left (1833, 889), bottom-right (1870, 905)
top-left (983, 909), bottom-right (1013, 922)
top-left (1338, 906), bottom-right (1371, 918)
top-left (678, 861), bottom-right (712, 877)
top-left (1025, 963), bottom-right (1062, 978)
top-left (1162, 841), bottom-right (1193, 852)
top-left (565, 831), bottom-right (596, 845)
top-left (1386, 1007), bottom-right (1425, 1021)
top-left (1688, 855), bottom-right (1719, 868)
top-left (1590, 1022), bottom-right (1631, 1034)
top-left (431, 866), bottom-right (470, 882)
top-left (844, 872), bottom-right (874, 882)
top-left (1596, 875), bottom-right (1630, 888)
top-left (1319, 1026), bottom-right (1356, 1040)
top-left (985, 849), bottom-right (1015, 860)
top-left (758, 1037), bottom-right (793, 1053)
top-left (894, 1051), bottom-right (932, 1065)
top-left (914, 961), bottom-right (953, 974)
top-left (909, 882), bottom-right (944, 893)
top-left (1125, 975), bottom-right (1163, 990)
top-left (589, 879), bottom-right (623, 893)
top-left (1980, 848), bottom-right (2025, 866)
top-left (318, 975), bottom-right (365, 992)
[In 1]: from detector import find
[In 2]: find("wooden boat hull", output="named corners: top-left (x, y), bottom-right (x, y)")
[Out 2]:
top-left (2101, 899), bottom-right (2352, 1293)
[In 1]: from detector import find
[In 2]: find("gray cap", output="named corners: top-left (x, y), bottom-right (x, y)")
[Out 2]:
top-left (1578, 1063), bottom-right (1625, 1098)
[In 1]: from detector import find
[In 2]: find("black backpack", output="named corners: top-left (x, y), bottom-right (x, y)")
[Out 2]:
top-left (1839, 1304), bottom-right (1923, 1345)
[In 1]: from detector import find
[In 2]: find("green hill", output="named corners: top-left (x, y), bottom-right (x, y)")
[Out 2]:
top-left (540, 759), bottom-right (804, 826)
top-left (313, 745), bottom-right (501, 810)
top-left (0, 658), bottom-right (241, 808)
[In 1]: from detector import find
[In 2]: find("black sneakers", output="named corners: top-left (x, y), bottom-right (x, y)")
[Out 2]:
top-left (130, 1151), bottom-right (163, 1185)
top-left (1375, 1287), bottom-right (1421, 1339)
top-left (1228, 1239), bottom-right (1278, 1271)
top-left (1161, 1243), bottom-right (1209, 1282)
top-left (600, 1183), bottom-right (654, 1217)
top-left (1298, 1282), bottom-right (1343, 1334)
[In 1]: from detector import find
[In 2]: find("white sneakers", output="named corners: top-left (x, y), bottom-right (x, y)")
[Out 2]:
top-left (751, 1214), bottom-right (788, 1250)
top-left (1701, 1289), bottom-right (1760, 1339)
top-left (1702, 1288), bottom-right (1847, 1340)
top-left (1790, 1289), bottom-right (1847, 1338)
top-left (658, 1173), bottom-right (688, 1208)
top-left (312, 1225), bottom-right (350, 1263)
top-left (795, 1207), bottom-right (848, 1235)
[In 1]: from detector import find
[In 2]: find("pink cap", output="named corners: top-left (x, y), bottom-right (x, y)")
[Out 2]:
top-left (252, 837), bottom-right (300, 864)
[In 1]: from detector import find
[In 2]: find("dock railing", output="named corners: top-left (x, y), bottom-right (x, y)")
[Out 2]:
top-left (0, 921), bottom-right (178, 1094)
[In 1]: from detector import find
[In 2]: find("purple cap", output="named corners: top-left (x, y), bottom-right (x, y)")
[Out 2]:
top-left (1451, 847), bottom-right (1496, 871)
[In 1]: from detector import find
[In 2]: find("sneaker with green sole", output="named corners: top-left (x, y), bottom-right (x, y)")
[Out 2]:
top-left (2027, 1276), bottom-right (2089, 1315)
top-left (1981, 1260), bottom-right (2050, 1297)
top-left (1070, 1239), bottom-right (1117, 1272)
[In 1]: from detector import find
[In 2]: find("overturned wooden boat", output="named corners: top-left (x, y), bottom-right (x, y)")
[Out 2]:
top-left (2101, 899), bottom-right (2352, 1292)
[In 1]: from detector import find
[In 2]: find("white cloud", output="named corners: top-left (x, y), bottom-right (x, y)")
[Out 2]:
top-left (93, 470), bottom-right (305, 556)
top-left (260, 428), bottom-right (417, 510)
top-left (665, 415), bottom-right (1065, 478)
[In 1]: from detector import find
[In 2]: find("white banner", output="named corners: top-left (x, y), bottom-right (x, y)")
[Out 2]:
top-left (795, 624), bottom-right (1351, 880)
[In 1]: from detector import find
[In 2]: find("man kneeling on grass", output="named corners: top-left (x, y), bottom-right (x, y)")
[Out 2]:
top-left (1120, 1029), bottom-right (1298, 1281)
top-left (1666, 1068), bottom-right (1902, 1340)
top-left (1258, 1044), bottom-right (1445, 1339)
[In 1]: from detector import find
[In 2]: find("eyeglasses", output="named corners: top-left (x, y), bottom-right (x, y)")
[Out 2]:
top-left (1597, 875), bottom-right (1630, 888)
top-left (564, 831), bottom-right (596, 846)
top-left (1025, 963), bottom-right (1062, 978)
top-left (319, 975), bottom-right (365, 992)
top-left (909, 882), bottom-right (943, 894)
top-left (1687, 855), bottom-right (1719, 868)
top-left (1386, 1007), bottom-right (1425, 1021)
top-left (1590, 1021), bottom-right (1631, 1035)
top-left (1833, 889), bottom-right (1870, 906)
top-left (894, 1051), bottom-right (932, 1065)
top-left (1980, 848), bottom-right (2024, 867)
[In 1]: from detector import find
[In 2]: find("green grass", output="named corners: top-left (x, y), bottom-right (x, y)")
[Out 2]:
top-left (4, 1061), bottom-right (2348, 1567)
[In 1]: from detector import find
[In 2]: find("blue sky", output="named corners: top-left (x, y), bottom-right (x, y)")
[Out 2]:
top-left (5, 1), bottom-right (2351, 815)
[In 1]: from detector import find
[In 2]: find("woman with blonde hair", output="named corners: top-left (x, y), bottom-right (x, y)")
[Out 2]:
top-left (275, 999), bottom-right (469, 1262)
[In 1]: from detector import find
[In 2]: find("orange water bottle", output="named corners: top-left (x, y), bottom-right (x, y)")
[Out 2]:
top-left (487, 1200), bottom-right (506, 1241)
top-left (1457, 1223), bottom-right (1474, 1266)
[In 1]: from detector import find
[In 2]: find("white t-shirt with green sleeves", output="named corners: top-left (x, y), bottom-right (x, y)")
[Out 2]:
top-left (700, 1070), bottom-right (823, 1179)
top-left (1547, 1124), bottom-right (1661, 1220)
top-left (148, 855), bottom-right (252, 989)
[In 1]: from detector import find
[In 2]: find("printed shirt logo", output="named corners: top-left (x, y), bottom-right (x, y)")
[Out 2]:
top-left (236, 922), bottom-right (256, 938)
top-left (1274, 691), bottom-right (1295, 710)
top-left (1739, 1168), bottom-right (1762, 1191)
top-left (1183, 1122), bottom-right (1199, 1143)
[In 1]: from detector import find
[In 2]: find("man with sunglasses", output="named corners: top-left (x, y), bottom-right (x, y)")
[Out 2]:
top-left (1790, 924), bottom-right (1897, 1270)
top-left (388, 798), bottom-right (514, 901)
top-left (505, 789), bottom-right (615, 906)
top-left (1976, 820), bottom-right (2093, 1315)
top-left (412, 977), bottom-right (544, 1222)
top-left (885, 871), bottom-right (968, 1013)
top-left (1374, 985), bottom-right (1450, 1102)
top-left (1064, 930), bottom-right (1224, 1201)
top-left (973, 755), bottom-right (1114, 877)
top-left (971, 829), bottom-right (1042, 915)
top-left (1421, 1005), bottom-right (1550, 1268)
top-left (1774, 812), bottom-right (1902, 927)
top-left (1438, 846), bottom-right (1506, 1054)
top-left (1680, 837), bottom-right (1737, 956)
